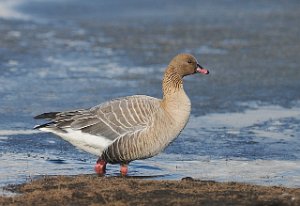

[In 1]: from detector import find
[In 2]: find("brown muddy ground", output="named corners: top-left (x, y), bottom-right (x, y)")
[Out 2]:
top-left (1, 175), bottom-right (299, 206)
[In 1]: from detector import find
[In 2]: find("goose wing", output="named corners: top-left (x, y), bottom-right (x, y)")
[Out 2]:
top-left (35, 95), bottom-right (161, 155)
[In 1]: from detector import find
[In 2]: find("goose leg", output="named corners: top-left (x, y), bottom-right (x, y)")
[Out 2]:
top-left (120, 164), bottom-right (128, 176)
top-left (94, 159), bottom-right (107, 175)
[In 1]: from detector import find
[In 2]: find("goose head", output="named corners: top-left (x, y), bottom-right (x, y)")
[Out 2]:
top-left (169, 53), bottom-right (209, 77)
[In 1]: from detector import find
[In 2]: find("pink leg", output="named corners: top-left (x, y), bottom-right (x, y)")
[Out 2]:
top-left (120, 164), bottom-right (128, 176)
top-left (94, 159), bottom-right (107, 175)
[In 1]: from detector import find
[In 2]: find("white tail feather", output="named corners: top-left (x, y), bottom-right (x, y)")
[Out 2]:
top-left (39, 127), bottom-right (113, 156)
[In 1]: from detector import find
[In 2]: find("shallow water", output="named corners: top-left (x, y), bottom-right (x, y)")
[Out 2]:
top-left (0, 0), bottom-right (300, 189)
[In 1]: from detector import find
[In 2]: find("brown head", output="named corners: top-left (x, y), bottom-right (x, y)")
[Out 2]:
top-left (169, 53), bottom-right (209, 77)
top-left (162, 53), bottom-right (209, 97)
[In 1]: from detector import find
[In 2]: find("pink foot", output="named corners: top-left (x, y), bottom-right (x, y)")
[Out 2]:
top-left (120, 164), bottom-right (128, 176)
top-left (94, 159), bottom-right (107, 175)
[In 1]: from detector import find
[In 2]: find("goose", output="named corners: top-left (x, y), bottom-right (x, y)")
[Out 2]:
top-left (34, 53), bottom-right (209, 176)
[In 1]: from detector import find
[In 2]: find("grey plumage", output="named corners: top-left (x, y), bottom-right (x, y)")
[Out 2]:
top-left (35, 95), bottom-right (163, 162)
top-left (34, 53), bottom-right (209, 170)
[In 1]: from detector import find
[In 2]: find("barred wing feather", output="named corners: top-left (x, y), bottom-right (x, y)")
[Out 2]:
top-left (35, 95), bottom-right (160, 156)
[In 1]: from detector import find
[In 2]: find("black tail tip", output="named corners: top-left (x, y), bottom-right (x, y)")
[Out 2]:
top-left (34, 112), bottom-right (59, 120)
top-left (33, 122), bottom-right (53, 129)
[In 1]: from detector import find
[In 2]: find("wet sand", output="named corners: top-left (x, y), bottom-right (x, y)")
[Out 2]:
top-left (1, 175), bottom-right (299, 206)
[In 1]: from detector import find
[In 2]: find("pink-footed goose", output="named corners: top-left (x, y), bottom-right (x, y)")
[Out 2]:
top-left (34, 53), bottom-right (209, 176)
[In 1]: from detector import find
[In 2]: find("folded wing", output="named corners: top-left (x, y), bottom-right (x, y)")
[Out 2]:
top-left (35, 95), bottom-right (160, 156)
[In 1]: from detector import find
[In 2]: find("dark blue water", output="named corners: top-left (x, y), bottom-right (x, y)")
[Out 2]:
top-left (0, 0), bottom-right (300, 189)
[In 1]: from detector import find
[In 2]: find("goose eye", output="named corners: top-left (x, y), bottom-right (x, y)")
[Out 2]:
top-left (187, 60), bottom-right (193, 64)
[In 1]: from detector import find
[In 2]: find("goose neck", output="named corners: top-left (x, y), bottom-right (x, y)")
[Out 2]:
top-left (162, 66), bottom-right (183, 99)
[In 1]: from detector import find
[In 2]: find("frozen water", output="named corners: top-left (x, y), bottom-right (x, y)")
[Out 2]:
top-left (0, 0), bottom-right (299, 189)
